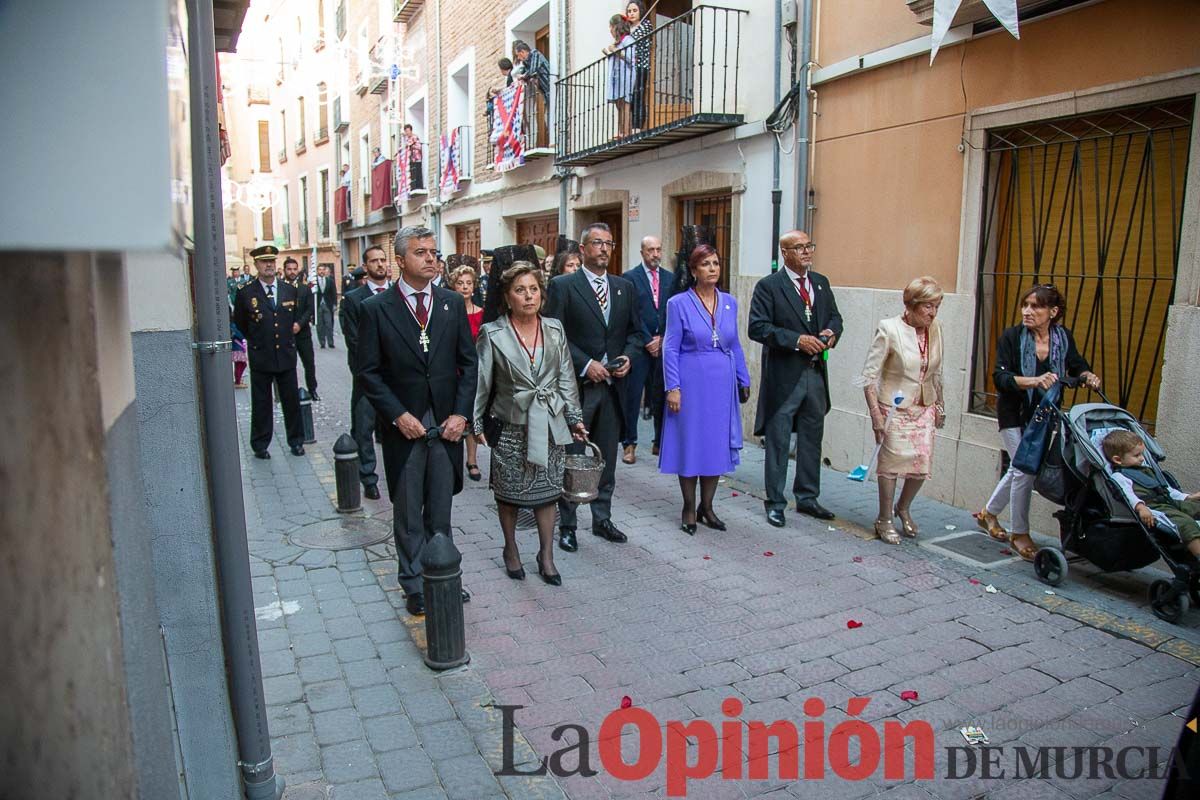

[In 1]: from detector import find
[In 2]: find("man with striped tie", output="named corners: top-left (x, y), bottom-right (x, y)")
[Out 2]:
top-left (545, 222), bottom-right (646, 553)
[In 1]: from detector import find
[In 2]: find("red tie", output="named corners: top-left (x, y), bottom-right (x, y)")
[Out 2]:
top-left (374, 287), bottom-right (385, 294)
top-left (413, 291), bottom-right (428, 326)
top-left (796, 277), bottom-right (811, 307)
top-left (649, 268), bottom-right (660, 308)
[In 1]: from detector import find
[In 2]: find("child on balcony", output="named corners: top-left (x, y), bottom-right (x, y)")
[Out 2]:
top-left (603, 14), bottom-right (635, 140)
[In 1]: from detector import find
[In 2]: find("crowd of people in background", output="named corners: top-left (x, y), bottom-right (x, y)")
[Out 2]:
top-left (227, 214), bottom-right (1199, 618)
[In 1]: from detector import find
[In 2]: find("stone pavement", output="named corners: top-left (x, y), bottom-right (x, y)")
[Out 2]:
top-left (239, 334), bottom-right (1199, 800)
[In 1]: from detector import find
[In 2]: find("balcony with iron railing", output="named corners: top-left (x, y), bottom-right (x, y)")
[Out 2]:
top-left (394, 0), bottom-right (424, 23)
top-left (488, 84), bottom-right (553, 169)
top-left (278, 148), bottom-right (288, 164)
top-left (368, 42), bottom-right (388, 95)
top-left (440, 126), bottom-right (473, 193)
top-left (319, 212), bottom-right (330, 240)
top-left (314, 126), bottom-right (329, 145)
top-left (395, 143), bottom-right (429, 202)
top-left (299, 220), bottom-right (309, 244)
top-left (334, 97), bottom-right (348, 131)
top-left (295, 136), bottom-right (307, 155)
top-left (336, 1), bottom-right (346, 39)
top-left (555, 6), bottom-right (746, 167)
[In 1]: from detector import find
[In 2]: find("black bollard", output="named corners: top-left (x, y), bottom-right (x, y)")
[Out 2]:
top-left (333, 433), bottom-right (361, 513)
top-left (298, 388), bottom-right (317, 444)
top-left (422, 533), bottom-right (469, 670)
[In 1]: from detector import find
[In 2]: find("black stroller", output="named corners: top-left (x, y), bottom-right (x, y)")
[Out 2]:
top-left (1030, 381), bottom-right (1199, 623)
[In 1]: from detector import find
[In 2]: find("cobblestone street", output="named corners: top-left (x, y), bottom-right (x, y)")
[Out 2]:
top-left (242, 338), bottom-right (1200, 800)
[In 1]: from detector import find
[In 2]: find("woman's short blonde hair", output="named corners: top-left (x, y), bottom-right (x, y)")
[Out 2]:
top-left (903, 276), bottom-right (944, 308)
top-left (497, 261), bottom-right (546, 314)
top-left (448, 265), bottom-right (477, 289)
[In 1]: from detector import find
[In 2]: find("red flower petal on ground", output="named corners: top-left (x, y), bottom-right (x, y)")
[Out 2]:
top-left (852, 556), bottom-right (864, 563)
top-left (969, 578), bottom-right (981, 585)
top-left (846, 620), bottom-right (863, 629)
top-left (620, 695), bottom-right (632, 709)
top-left (900, 690), bottom-right (919, 701)
top-left (1000, 548), bottom-right (1013, 555)
top-left (702, 555), bottom-right (711, 560)
top-left (731, 491), bottom-right (740, 497)
top-left (763, 551), bottom-right (775, 557)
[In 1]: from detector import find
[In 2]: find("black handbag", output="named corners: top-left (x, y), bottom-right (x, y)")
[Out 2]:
top-left (1034, 428), bottom-right (1068, 503)
top-left (1013, 384), bottom-right (1060, 475)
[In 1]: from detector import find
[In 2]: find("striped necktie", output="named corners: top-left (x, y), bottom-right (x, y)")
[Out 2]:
top-left (593, 276), bottom-right (608, 313)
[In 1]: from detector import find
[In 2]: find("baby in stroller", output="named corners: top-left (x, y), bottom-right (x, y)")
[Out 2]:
top-left (1102, 429), bottom-right (1200, 558)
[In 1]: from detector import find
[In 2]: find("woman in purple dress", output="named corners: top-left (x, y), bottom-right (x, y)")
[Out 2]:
top-left (659, 245), bottom-right (752, 534)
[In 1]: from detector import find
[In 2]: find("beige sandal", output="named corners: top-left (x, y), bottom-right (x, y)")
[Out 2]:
top-left (875, 519), bottom-right (902, 545)
top-left (1009, 533), bottom-right (1039, 562)
top-left (975, 509), bottom-right (1008, 542)
top-left (895, 506), bottom-right (919, 538)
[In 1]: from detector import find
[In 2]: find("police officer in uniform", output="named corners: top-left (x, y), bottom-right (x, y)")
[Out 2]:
top-left (282, 257), bottom-right (320, 401)
top-left (234, 244), bottom-right (306, 458)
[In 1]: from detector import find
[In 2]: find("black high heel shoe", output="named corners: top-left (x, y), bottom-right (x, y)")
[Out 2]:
top-left (681, 506), bottom-right (697, 536)
top-left (502, 547), bottom-right (525, 580)
top-left (536, 552), bottom-right (562, 586)
top-left (697, 507), bottom-right (727, 532)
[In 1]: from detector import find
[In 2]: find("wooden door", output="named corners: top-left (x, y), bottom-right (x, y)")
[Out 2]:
top-left (596, 208), bottom-right (623, 276)
top-left (516, 214), bottom-right (559, 261)
top-left (534, 26), bottom-right (552, 148)
top-left (455, 221), bottom-right (481, 260)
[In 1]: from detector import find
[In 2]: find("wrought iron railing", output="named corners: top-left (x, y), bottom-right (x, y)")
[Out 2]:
top-left (555, 5), bottom-right (745, 164)
top-left (315, 126), bottom-right (329, 144)
top-left (334, 97), bottom-right (347, 131)
top-left (970, 99), bottom-right (1194, 433)
top-left (335, 1), bottom-right (346, 39)
top-left (440, 126), bottom-right (473, 190)
top-left (394, 0), bottom-right (424, 23)
top-left (295, 136), bottom-right (306, 154)
top-left (278, 148), bottom-right (287, 164)
top-left (319, 213), bottom-right (330, 240)
top-left (299, 220), bottom-right (309, 244)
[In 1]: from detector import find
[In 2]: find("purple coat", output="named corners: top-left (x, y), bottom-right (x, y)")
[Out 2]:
top-left (658, 289), bottom-right (751, 477)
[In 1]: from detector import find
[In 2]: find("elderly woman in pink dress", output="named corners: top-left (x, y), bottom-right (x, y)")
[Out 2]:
top-left (859, 276), bottom-right (946, 544)
top-left (658, 245), bottom-right (752, 534)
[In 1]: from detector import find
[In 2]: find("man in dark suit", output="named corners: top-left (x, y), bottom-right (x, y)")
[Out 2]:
top-left (749, 230), bottom-right (843, 527)
top-left (339, 246), bottom-right (391, 500)
top-left (233, 244), bottom-right (306, 459)
top-left (315, 264), bottom-right (337, 348)
top-left (545, 222), bottom-right (646, 552)
top-left (282, 258), bottom-right (319, 401)
top-left (357, 226), bottom-right (477, 616)
top-left (621, 235), bottom-right (675, 464)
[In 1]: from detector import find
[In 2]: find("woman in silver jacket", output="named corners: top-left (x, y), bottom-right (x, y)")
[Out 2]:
top-left (473, 262), bottom-right (586, 585)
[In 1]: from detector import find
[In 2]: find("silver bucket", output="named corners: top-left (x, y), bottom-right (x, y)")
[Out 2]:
top-left (562, 440), bottom-right (605, 504)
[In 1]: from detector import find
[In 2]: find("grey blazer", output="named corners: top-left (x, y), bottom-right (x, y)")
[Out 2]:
top-left (473, 316), bottom-right (583, 467)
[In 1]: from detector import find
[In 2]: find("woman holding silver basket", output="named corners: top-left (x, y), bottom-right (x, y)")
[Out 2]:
top-left (859, 277), bottom-right (946, 544)
top-left (473, 261), bottom-right (587, 586)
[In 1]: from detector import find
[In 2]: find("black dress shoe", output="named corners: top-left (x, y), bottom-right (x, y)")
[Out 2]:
top-left (363, 484), bottom-right (381, 500)
top-left (558, 528), bottom-right (578, 553)
top-left (681, 506), bottom-right (697, 535)
top-left (697, 508), bottom-right (727, 531)
top-left (536, 552), bottom-right (562, 586)
top-left (795, 501), bottom-right (835, 520)
top-left (405, 592), bottom-right (425, 616)
top-left (461, 588), bottom-right (471, 603)
top-left (310, 391), bottom-right (320, 401)
top-left (592, 520), bottom-right (628, 543)
top-left (253, 450), bottom-right (271, 460)
top-left (290, 444), bottom-right (305, 456)
top-left (766, 509), bottom-right (786, 527)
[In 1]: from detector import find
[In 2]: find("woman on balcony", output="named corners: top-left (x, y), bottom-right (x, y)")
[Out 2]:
top-left (603, 14), bottom-right (636, 140)
top-left (627, 1), bottom-right (652, 134)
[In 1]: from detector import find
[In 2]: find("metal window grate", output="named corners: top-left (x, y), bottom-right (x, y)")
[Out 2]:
top-left (970, 98), bottom-right (1194, 433)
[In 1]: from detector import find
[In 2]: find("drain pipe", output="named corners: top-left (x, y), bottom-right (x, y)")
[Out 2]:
top-left (185, 2), bottom-right (282, 798)
top-left (793, 0), bottom-right (815, 230)
top-left (430, 0), bottom-right (444, 243)
top-left (770, 0), bottom-right (783, 272)
top-left (556, 0), bottom-right (572, 235)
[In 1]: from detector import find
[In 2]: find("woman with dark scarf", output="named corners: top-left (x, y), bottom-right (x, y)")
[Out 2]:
top-left (975, 285), bottom-right (1100, 561)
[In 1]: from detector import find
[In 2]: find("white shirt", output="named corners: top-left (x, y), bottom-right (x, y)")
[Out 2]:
top-left (399, 277), bottom-right (431, 310)
top-left (784, 264), bottom-right (813, 304)
top-left (581, 269), bottom-right (612, 379)
top-left (258, 279), bottom-right (278, 302)
top-left (1110, 470), bottom-right (1189, 510)
top-left (365, 279), bottom-right (390, 295)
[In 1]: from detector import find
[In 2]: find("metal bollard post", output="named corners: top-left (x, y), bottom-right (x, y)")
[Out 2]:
top-left (421, 533), bottom-right (469, 670)
top-left (298, 388), bottom-right (317, 444)
top-left (333, 433), bottom-right (361, 513)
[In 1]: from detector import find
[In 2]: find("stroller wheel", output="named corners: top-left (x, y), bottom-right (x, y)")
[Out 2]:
top-left (1149, 579), bottom-right (1189, 624)
top-left (1034, 548), bottom-right (1068, 587)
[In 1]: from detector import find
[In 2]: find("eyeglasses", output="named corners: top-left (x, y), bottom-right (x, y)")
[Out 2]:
top-left (587, 240), bottom-right (616, 249)
top-left (781, 243), bottom-right (816, 253)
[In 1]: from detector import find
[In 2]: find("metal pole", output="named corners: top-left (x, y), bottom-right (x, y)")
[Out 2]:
top-left (185, 2), bottom-right (282, 798)
top-left (793, 0), bottom-right (814, 230)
